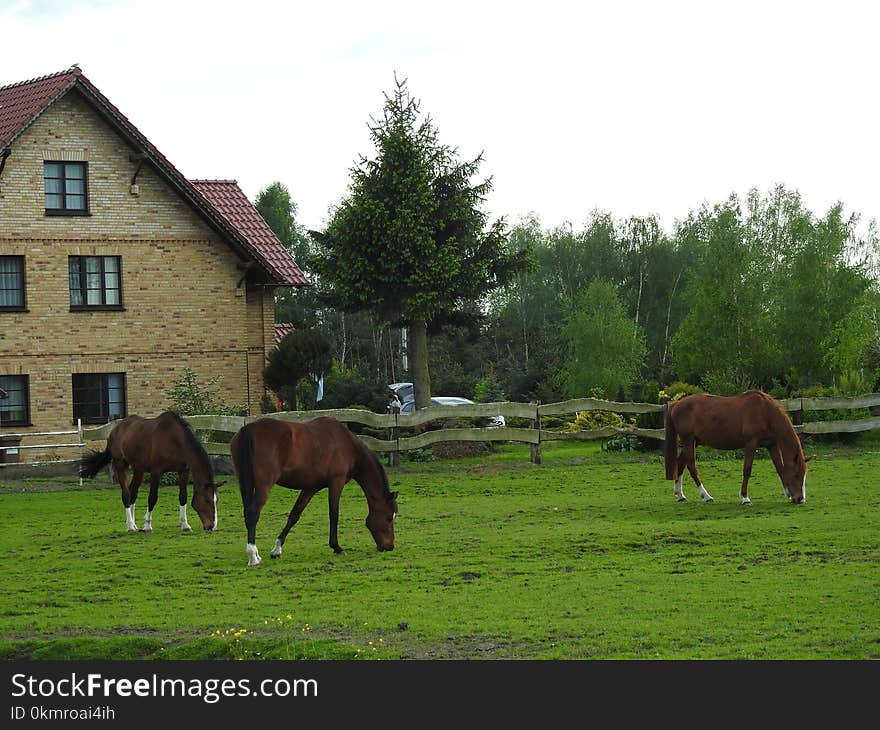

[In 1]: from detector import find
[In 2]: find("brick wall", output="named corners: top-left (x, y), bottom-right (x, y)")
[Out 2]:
top-left (0, 90), bottom-right (274, 455)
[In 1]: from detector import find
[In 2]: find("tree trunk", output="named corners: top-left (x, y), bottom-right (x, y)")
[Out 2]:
top-left (408, 318), bottom-right (431, 409)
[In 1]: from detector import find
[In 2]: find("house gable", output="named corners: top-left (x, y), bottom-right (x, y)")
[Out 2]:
top-left (0, 67), bottom-right (308, 288)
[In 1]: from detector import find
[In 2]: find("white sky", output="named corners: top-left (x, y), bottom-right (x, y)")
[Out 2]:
top-left (2, 0), bottom-right (878, 235)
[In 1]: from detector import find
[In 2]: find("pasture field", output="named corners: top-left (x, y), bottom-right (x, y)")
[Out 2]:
top-left (0, 438), bottom-right (878, 660)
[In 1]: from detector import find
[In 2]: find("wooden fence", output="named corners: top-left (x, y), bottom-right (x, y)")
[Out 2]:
top-left (74, 392), bottom-right (880, 466)
top-left (3, 394), bottom-right (878, 470)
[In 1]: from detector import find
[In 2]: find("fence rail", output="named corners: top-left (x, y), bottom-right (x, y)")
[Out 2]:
top-left (88, 392), bottom-right (880, 464)
top-left (3, 395), bottom-right (879, 469)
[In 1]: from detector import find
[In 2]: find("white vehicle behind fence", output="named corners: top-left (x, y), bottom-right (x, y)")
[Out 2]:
top-left (387, 384), bottom-right (505, 427)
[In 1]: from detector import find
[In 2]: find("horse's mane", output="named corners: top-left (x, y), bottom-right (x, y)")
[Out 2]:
top-left (356, 436), bottom-right (395, 503)
top-left (162, 411), bottom-right (214, 478)
top-left (751, 391), bottom-right (804, 454)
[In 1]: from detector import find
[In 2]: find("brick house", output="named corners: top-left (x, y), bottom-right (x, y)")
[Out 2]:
top-left (0, 67), bottom-right (309, 455)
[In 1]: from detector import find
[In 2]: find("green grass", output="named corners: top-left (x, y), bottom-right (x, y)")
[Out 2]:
top-left (1, 438), bottom-right (878, 659)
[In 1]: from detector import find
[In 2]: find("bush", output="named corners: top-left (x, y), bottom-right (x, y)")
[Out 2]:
top-left (474, 367), bottom-right (506, 403)
top-left (566, 410), bottom-right (626, 432)
top-left (701, 369), bottom-right (757, 397)
top-left (165, 367), bottom-right (245, 417)
top-left (565, 409), bottom-right (644, 452)
top-left (659, 381), bottom-right (702, 402)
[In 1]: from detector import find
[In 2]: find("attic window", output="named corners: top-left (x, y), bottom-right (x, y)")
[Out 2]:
top-left (45, 161), bottom-right (89, 215)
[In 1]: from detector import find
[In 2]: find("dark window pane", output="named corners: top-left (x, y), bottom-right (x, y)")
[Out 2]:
top-left (0, 375), bottom-right (30, 426)
top-left (44, 161), bottom-right (87, 212)
top-left (69, 256), bottom-right (121, 308)
top-left (0, 257), bottom-right (24, 308)
top-left (72, 373), bottom-right (126, 424)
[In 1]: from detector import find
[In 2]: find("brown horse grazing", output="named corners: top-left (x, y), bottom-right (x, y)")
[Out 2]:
top-left (230, 416), bottom-right (398, 566)
top-left (664, 390), bottom-right (812, 505)
top-left (78, 411), bottom-right (220, 532)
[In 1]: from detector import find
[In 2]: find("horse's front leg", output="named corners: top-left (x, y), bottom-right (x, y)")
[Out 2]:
top-left (328, 479), bottom-right (346, 554)
top-left (740, 444), bottom-right (758, 505)
top-left (118, 464), bottom-right (143, 531)
top-left (177, 469), bottom-right (192, 531)
top-left (674, 446), bottom-right (688, 501)
top-left (768, 445), bottom-right (789, 500)
top-left (680, 440), bottom-right (714, 503)
top-left (245, 491), bottom-right (268, 567)
top-left (141, 472), bottom-right (160, 532)
top-left (271, 488), bottom-right (317, 558)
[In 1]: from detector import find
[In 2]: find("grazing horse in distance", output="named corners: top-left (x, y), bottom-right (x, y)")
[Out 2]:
top-left (664, 390), bottom-right (812, 505)
top-left (78, 411), bottom-right (220, 532)
top-left (230, 416), bottom-right (398, 566)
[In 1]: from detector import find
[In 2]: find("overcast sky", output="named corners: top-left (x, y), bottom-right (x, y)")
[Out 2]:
top-left (2, 0), bottom-right (878, 235)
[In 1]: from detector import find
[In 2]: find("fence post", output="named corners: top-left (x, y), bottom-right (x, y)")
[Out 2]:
top-left (791, 398), bottom-right (804, 427)
top-left (530, 401), bottom-right (542, 465)
top-left (389, 411), bottom-right (399, 467)
top-left (77, 418), bottom-right (83, 487)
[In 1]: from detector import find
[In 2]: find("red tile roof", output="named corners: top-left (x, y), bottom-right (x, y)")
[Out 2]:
top-left (274, 323), bottom-right (296, 347)
top-left (191, 181), bottom-right (309, 286)
top-left (0, 67), bottom-right (309, 287)
top-left (0, 68), bottom-right (78, 149)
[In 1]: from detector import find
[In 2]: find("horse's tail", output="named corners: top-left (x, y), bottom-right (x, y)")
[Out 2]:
top-left (232, 424), bottom-right (256, 513)
top-left (78, 445), bottom-right (112, 479)
top-left (663, 403), bottom-right (679, 481)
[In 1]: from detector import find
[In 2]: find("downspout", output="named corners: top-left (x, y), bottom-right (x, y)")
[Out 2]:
top-left (0, 148), bottom-right (11, 179)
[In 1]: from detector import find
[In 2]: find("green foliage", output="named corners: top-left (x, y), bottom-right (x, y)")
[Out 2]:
top-left (164, 367), bottom-right (244, 416)
top-left (254, 181), bottom-right (320, 330)
top-left (264, 329), bottom-right (332, 410)
top-left (566, 409), bottom-right (626, 432)
top-left (310, 76), bottom-right (531, 409)
top-left (319, 361), bottom-right (388, 413)
top-left (659, 381), bottom-right (703, 402)
top-left (836, 369), bottom-right (871, 397)
top-left (701, 369), bottom-right (757, 397)
top-left (671, 197), bottom-right (772, 382)
top-left (474, 366), bottom-right (506, 403)
top-left (561, 277), bottom-right (646, 399)
top-left (821, 292), bottom-right (880, 386)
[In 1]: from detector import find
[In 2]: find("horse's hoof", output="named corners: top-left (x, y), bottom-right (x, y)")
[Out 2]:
top-left (742, 499), bottom-right (752, 506)
top-left (333, 549), bottom-right (346, 555)
top-left (677, 496), bottom-right (687, 502)
top-left (181, 525), bottom-right (192, 532)
top-left (270, 552), bottom-right (281, 559)
top-left (247, 557), bottom-right (262, 567)
top-left (140, 526), bottom-right (152, 533)
top-left (703, 497), bottom-right (714, 503)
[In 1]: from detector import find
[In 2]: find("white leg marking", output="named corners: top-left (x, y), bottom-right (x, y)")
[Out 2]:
top-left (270, 539), bottom-right (283, 558)
top-left (125, 505), bottom-right (137, 531)
top-left (246, 543), bottom-right (262, 566)
top-left (674, 477), bottom-right (687, 502)
top-left (179, 504), bottom-right (192, 532)
top-left (697, 483), bottom-right (714, 503)
top-left (142, 509), bottom-right (153, 532)
top-left (212, 492), bottom-right (218, 531)
top-left (802, 476), bottom-right (806, 503)
top-left (741, 495), bottom-right (752, 506)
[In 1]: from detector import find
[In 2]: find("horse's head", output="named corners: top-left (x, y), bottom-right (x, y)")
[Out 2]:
top-left (782, 453), bottom-right (812, 504)
top-left (366, 490), bottom-right (398, 551)
top-left (191, 480), bottom-right (223, 531)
